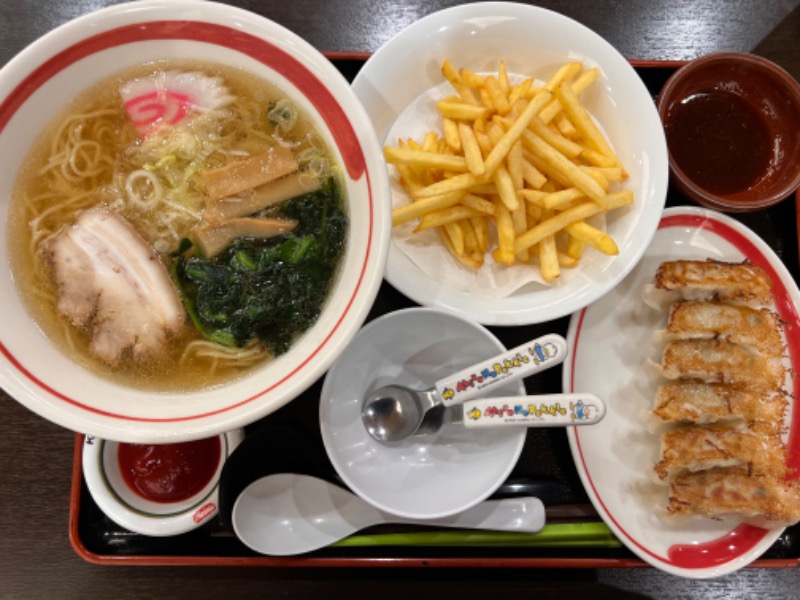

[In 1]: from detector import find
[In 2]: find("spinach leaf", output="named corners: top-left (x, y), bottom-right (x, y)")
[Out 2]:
top-left (172, 176), bottom-right (347, 355)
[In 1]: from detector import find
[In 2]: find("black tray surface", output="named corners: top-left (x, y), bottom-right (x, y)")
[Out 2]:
top-left (73, 59), bottom-right (800, 563)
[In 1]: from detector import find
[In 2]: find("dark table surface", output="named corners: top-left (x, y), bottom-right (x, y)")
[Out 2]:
top-left (3, 1), bottom-right (800, 598)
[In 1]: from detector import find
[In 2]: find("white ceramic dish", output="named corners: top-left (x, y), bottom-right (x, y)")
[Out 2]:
top-left (564, 206), bottom-right (800, 578)
top-left (319, 308), bottom-right (526, 520)
top-left (352, 2), bottom-right (668, 326)
top-left (0, 0), bottom-right (390, 442)
top-left (82, 429), bottom-right (244, 536)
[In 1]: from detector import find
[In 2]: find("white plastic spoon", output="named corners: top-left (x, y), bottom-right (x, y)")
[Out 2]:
top-left (232, 473), bottom-right (545, 556)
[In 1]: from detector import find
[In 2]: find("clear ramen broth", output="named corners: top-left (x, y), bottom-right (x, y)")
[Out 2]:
top-left (7, 60), bottom-right (348, 392)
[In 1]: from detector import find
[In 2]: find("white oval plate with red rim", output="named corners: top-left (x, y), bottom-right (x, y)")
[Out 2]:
top-left (564, 205), bottom-right (800, 579)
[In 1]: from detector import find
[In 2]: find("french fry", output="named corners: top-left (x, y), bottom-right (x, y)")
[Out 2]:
top-left (541, 187), bottom-right (586, 210)
top-left (391, 190), bottom-right (464, 226)
top-left (462, 192), bottom-right (497, 215)
top-left (423, 131), bottom-right (439, 153)
top-left (557, 250), bottom-right (579, 268)
top-left (527, 116), bottom-right (583, 158)
top-left (461, 219), bottom-right (479, 254)
top-left (416, 205), bottom-right (482, 231)
top-left (513, 190), bottom-right (632, 254)
top-left (555, 112), bottom-right (578, 138)
top-left (458, 121), bottom-right (486, 176)
top-left (470, 215), bottom-right (489, 254)
top-left (540, 180), bottom-right (559, 193)
top-left (437, 101), bottom-right (489, 120)
top-left (493, 200), bottom-right (516, 266)
top-left (538, 66), bottom-right (599, 124)
top-left (518, 129), bottom-right (608, 207)
top-left (443, 117), bottom-right (461, 151)
top-left (439, 227), bottom-right (483, 269)
top-left (498, 60), bottom-right (511, 94)
top-left (572, 67), bottom-right (600, 94)
top-left (507, 140), bottom-right (524, 191)
top-left (493, 165), bottom-right (519, 211)
top-left (456, 85), bottom-right (481, 106)
top-left (523, 148), bottom-right (573, 189)
top-left (508, 97), bottom-right (527, 119)
top-left (526, 201), bottom-right (543, 224)
top-left (486, 120), bottom-right (505, 146)
top-left (539, 234), bottom-right (560, 282)
top-left (545, 62), bottom-right (582, 90)
top-left (468, 183), bottom-right (498, 195)
top-left (583, 166), bottom-right (626, 182)
top-left (483, 91), bottom-right (553, 174)
top-left (512, 201), bottom-right (529, 262)
top-left (556, 81), bottom-right (621, 168)
top-left (462, 220), bottom-right (486, 266)
top-left (484, 75), bottom-right (511, 114)
top-left (508, 78), bottom-right (534, 107)
top-left (440, 59), bottom-right (462, 86)
top-left (411, 172), bottom-right (489, 199)
top-left (384, 147), bottom-right (469, 173)
top-left (581, 147), bottom-right (617, 168)
top-left (518, 189), bottom-right (548, 205)
top-left (564, 221), bottom-right (619, 255)
top-left (584, 168), bottom-right (610, 192)
top-left (442, 221), bottom-right (465, 255)
top-left (460, 68), bottom-right (485, 88)
top-left (474, 128), bottom-right (493, 156)
top-left (479, 87), bottom-right (494, 110)
top-left (394, 162), bottom-right (427, 192)
top-left (521, 159), bottom-right (547, 189)
top-left (566, 235), bottom-right (586, 259)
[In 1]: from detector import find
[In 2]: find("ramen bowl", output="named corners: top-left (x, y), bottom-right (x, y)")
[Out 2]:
top-left (0, 1), bottom-right (390, 442)
top-left (82, 429), bottom-right (244, 536)
top-left (657, 52), bottom-right (800, 212)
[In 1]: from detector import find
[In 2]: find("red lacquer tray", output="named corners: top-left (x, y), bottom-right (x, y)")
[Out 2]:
top-left (68, 57), bottom-right (800, 568)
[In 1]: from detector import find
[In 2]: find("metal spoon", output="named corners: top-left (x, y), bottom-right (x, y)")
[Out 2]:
top-left (362, 333), bottom-right (568, 442)
top-left (232, 473), bottom-right (546, 556)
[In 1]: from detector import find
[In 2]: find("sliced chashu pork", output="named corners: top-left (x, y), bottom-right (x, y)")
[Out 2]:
top-left (41, 208), bottom-right (185, 365)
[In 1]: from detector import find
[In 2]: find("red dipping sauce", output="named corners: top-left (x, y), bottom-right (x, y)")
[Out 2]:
top-left (657, 52), bottom-right (800, 212)
top-left (664, 90), bottom-right (772, 196)
top-left (118, 437), bottom-right (221, 503)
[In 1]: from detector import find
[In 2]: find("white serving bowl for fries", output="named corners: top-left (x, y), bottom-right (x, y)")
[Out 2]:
top-left (0, 0), bottom-right (390, 442)
top-left (352, 1), bottom-right (669, 326)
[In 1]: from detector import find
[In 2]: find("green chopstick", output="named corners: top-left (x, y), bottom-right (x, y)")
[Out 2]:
top-left (330, 522), bottom-right (621, 549)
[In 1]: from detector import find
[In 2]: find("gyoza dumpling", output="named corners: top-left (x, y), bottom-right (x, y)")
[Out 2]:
top-left (666, 467), bottom-right (800, 529)
top-left (653, 301), bottom-right (783, 358)
top-left (656, 339), bottom-right (785, 392)
top-left (643, 259), bottom-right (773, 311)
top-left (648, 381), bottom-right (786, 435)
top-left (653, 424), bottom-right (785, 483)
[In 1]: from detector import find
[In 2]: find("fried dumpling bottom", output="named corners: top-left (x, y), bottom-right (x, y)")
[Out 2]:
top-left (663, 467), bottom-right (800, 529)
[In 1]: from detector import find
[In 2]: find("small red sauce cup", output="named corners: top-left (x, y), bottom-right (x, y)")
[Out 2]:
top-left (82, 430), bottom-right (244, 536)
top-left (657, 52), bottom-right (800, 212)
